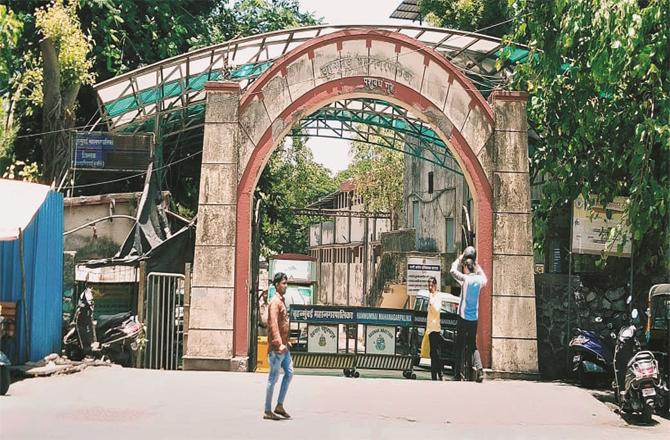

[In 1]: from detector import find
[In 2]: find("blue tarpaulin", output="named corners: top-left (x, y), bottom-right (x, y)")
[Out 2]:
top-left (0, 179), bottom-right (63, 363)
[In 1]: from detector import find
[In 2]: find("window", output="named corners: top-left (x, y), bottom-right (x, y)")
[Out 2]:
top-left (428, 171), bottom-right (434, 194)
top-left (446, 218), bottom-right (455, 252)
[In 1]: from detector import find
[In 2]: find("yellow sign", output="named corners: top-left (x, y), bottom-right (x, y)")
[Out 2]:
top-left (572, 195), bottom-right (631, 257)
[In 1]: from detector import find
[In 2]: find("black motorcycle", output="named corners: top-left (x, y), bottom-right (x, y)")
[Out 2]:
top-left (613, 307), bottom-right (663, 423)
top-left (63, 287), bottom-right (142, 366)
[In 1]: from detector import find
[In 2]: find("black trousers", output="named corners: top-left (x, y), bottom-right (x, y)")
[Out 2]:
top-left (429, 331), bottom-right (444, 380)
top-left (454, 317), bottom-right (478, 380)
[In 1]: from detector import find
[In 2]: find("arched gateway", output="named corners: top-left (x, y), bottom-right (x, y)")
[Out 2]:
top-left (184, 29), bottom-right (538, 374)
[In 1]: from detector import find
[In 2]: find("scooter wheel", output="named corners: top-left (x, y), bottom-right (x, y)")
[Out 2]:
top-left (0, 366), bottom-right (10, 396)
top-left (343, 369), bottom-right (351, 377)
top-left (641, 405), bottom-right (653, 423)
top-left (353, 371), bottom-right (360, 378)
top-left (410, 373), bottom-right (417, 380)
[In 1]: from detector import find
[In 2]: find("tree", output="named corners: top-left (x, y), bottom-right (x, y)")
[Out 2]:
top-left (256, 134), bottom-right (336, 256)
top-left (419, 0), bottom-right (511, 37)
top-left (32, 0), bottom-right (96, 183)
top-left (0, 5), bottom-right (22, 172)
top-left (341, 133), bottom-right (404, 229)
top-left (504, 0), bottom-right (670, 277)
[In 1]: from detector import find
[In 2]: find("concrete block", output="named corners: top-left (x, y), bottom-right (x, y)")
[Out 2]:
top-left (202, 123), bottom-right (238, 164)
top-left (396, 46), bottom-right (424, 92)
top-left (239, 96), bottom-right (271, 145)
top-left (192, 245), bottom-right (235, 288)
top-left (493, 99), bottom-right (527, 132)
top-left (286, 53), bottom-right (315, 100)
top-left (461, 106), bottom-right (493, 158)
top-left (493, 213), bottom-right (533, 255)
top-left (184, 329), bottom-right (233, 358)
top-left (493, 172), bottom-right (532, 213)
top-left (476, 138), bottom-right (494, 186)
top-left (368, 41), bottom-right (400, 81)
top-left (492, 296), bottom-right (538, 339)
top-left (339, 40), bottom-right (371, 77)
top-left (491, 337), bottom-right (539, 373)
top-left (188, 287), bottom-right (234, 330)
top-left (313, 43), bottom-right (342, 86)
top-left (494, 130), bottom-right (529, 173)
top-left (420, 61), bottom-right (449, 111)
top-left (261, 75), bottom-right (292, 122)
top-left (444, 79), bottom-right (471, 132)
top-left (492, 254), bottom-right (535, 297)
top-left (205, 92), bottom-right (239, 124)
top-left (198, 164), bottom-right (237, 205)
top-left (196, 205), bottom-right (236, 246)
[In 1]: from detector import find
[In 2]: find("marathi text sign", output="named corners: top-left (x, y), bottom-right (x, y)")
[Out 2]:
top-left (307, 325), bottom-right (338, 353)
top-left (572, 195), bottom-right (631, 257)
top-left (290, 305), bottom-right (414, 327)
top-left (73, 132), bottom-right (152, 171)
top-left (407, 257), bottom-right (441, 296)
top-left (365, 325), bottom-right (396, 355)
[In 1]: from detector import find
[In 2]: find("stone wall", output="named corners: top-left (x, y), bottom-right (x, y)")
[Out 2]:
top-left (535, 273), bottom-right (630, 379)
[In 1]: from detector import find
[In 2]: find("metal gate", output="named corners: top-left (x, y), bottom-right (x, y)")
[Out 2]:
top-left (143, 272), bottom-right (185, 370)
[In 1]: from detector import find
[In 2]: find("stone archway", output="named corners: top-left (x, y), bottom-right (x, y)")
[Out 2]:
top-left (184, 29), bottom-right (538, 374)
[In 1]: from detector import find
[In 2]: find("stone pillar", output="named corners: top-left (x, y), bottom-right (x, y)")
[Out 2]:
top-left (184, 82), bottom-right (246, 371)
top-left (489, 91), bottom-right (539, 374)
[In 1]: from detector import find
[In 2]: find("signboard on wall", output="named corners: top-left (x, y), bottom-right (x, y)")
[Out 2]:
top-left (406, 256), bottom-right (441, 296)
top-left (307, 325), bottom-right (338, 353)
top-left (365, 325), bottom-right (396, 355)
top-left (572, 195), bottom-right (631, 257)
top-left (269, 258), bottom-right (316, 283)
top-left (73, 132), bottom-right (152, 171)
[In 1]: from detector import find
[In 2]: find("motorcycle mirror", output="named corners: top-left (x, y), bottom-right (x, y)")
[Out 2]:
top-left (631, 308), bottom-right (639, 320)
top-left (594, 316), bottom-right (603, 323)
top-left (610, 332), bottom-right (616, 339)
top-left (626, 295), bottom-right (632, 305)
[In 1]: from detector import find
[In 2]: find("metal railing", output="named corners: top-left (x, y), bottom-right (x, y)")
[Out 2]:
top-left (144, 272), bottom-right (185, 370)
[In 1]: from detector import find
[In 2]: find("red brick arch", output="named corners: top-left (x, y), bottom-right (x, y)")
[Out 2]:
top-left (233, 30), bottom-right (495, 367)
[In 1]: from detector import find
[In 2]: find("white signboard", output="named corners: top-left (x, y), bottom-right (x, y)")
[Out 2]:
top-left (270, 259), bottom-right (315, 282)
top-left (307, 325), bottom-right (338, 353)
top-left (572, 195), bottom-right (631, 257)
top-left (407, 257), bottom-right (441, 296)
top-left (365, 325), bottom-right (396, 355)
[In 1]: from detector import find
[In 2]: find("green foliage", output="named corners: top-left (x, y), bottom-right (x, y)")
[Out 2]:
top-left (256, 135), bottom-right (337, 256)
top-left (190, 0), bottom-right (320, 49)
top-left (419, 0), bottom-right (511, 36)
top-left (34, 0), bottom-right (96, 90)
top-left (505, 0), bottom-right (670, 276)
top-left (0, 4), bottom-right (22, 93)
top-left (343, 132), bottom-right (404, 228)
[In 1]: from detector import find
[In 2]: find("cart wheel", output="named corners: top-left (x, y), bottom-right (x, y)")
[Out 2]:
top-left (353, 371), bottom-right (360, 378)
top-left (410, 373), bottom-right (417, 380)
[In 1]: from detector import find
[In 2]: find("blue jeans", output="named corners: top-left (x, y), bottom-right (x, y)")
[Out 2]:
top-left (264, 350), bottom-right (293, 412)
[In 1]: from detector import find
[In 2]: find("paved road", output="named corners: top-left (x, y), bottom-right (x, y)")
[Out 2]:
top-left (1, 366), bottom-right (668, 440)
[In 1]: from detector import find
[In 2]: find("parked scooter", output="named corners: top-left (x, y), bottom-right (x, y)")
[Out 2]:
top-left (613, 303), bottom-right (664, 423)
top-left (569, 286), bottom-right (613, 388)
top-left (569, 327), bottom-right (613, 388)
top-left (0, 316), bottom-right (11, 396)
top-left (63, 286), bottom-right (142, 366)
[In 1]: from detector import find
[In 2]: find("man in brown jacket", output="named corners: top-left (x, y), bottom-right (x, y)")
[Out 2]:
top-left (263, 272), bottom-right (293, 420)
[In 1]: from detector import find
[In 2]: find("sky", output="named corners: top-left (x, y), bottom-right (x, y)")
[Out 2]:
top-left (296, 0), bottom-right (409, 175)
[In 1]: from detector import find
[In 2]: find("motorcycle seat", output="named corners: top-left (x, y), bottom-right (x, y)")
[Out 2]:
top-left (96, 312), bottom-right (132, 333)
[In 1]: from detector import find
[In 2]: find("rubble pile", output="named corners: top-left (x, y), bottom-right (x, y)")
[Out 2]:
top-left (14, 353), bottom-right (113, 377)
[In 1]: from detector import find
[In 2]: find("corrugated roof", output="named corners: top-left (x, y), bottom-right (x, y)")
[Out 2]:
top-left (390, 1), bottom-right (421, 21)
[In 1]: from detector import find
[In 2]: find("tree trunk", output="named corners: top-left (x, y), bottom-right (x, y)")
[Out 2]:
top-left (40, 37), bottom-right (75, 185)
